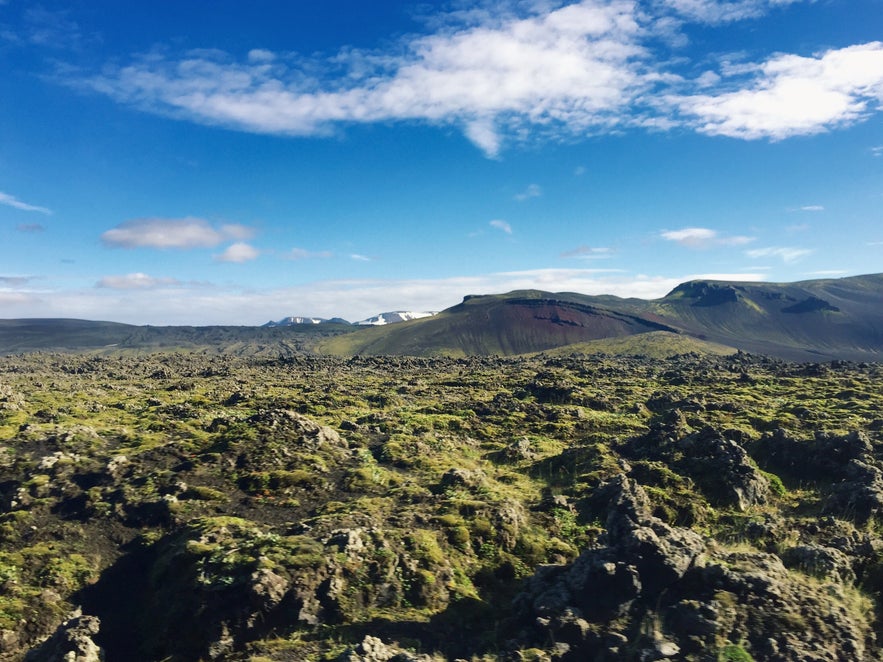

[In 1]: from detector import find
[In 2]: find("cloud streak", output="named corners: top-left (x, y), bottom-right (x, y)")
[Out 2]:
top-left (561, 245), bottom-right (614, 259)
top-left (0, 191), bottom-right (51, 214)
top-left (96, 273), bottom-right (183, 289)
top-left (490, 219), bottom-right (513, 234)
top-left (514, 184), bottom-right (542, 201)
top-left (661, 227), bottom-right (754, 248)
top-left (101, 217), bottom-right (254, 249)
top-left (745, 246), bottom-right (813, 263)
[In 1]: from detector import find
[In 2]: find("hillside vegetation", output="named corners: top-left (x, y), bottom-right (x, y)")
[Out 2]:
top-left (319, 274), bottom-right (883, 361)
top-left (2, 350), bottom-right (883, 660)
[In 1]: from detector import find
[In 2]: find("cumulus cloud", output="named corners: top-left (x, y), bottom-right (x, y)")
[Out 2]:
top-left (661, 227), bottom-right (754, 248)
top-left (745, 246), bottom-right (813, 262)
top-left (101, 217), bottom-right (254, 249)
top-left (514, 184), bottom-right (542, 201)
top-left (872, 146), bottom-right (883, 157)
top-left (671, 43), bottom-right (883, 140)
top-left (490, 219), bottom-right (513, 234)
top-left (214, 242), bottom-right (260, 263)
top-left (82, 1), bottom-right (649, 157)
top-left (0, 191), bottom-right (51, 214)
top-left (96, 273), bottom-right (183, 289)
top-left (67, 3), bottom-right (883, 154)
top-left (560, 245), bottom-right (614, 259)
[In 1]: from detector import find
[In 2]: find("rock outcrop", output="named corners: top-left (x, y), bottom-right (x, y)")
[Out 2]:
top-left (517, 474), bottom-right (878, 661)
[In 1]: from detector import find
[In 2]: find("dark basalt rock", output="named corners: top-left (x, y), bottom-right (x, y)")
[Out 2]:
top-left (25, 613), bottom-right (103, 662)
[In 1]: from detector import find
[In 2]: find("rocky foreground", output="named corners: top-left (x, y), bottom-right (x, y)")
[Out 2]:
top-left (1, 351), bottom-right (882, 661)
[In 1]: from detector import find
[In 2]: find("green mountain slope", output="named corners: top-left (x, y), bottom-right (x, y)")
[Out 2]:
top-left (2, 274), bottom-right (881, 360)
top-left (320, 274), bottom-right (883, 360)
top-left (0, 319), bottom-right (353, 356)
top-left (320, 290), bottom-right (681, 357)
top-left (654, 273), bottom-right (883, 361)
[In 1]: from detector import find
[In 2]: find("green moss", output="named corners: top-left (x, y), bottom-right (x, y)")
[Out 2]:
top-left (719, 643), bottom-right (755, 661)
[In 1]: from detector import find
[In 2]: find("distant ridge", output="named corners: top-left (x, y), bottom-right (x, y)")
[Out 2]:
top-left (264, 316), bottom-right (351, 327)
top-left (319, 273), bottom-right (883, 361)
top-left (1, 274), bottom-right (882, 360)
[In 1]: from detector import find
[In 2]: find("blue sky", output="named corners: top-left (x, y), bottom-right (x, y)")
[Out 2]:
top-left (1, 0), bottom-right (881, 324)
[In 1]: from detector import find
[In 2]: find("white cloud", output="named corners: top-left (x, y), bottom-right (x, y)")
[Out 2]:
top-left (0, 292), bottom-right (35, 305)
top-left (96, 273), bottom-right (182, 289)
top-left (745, 246), bottom-right (813, 262)
top-left (490, 219), bottom-right (513, 234)
top-left (560, 245), bottom-right (614, 259)
top-left (662, 0), bottom-right (805, 24)
top-left (514, 183), bottom-right (542, 201)
top-left (214, 242), bottom-right (260, 263)
top-left (350, 254), bottom-right (372, 262)
top-left (661, 227), bottom-right (754, 248)
top-left (672, 42), bottom-right (883, 140)
top-left (871, 146), bottom-right (883, 157)
top-left (800, 205), bottom-right (824, 212)
top-left (0, 191), bottom-right (51, 214)
top-left (82, 1), bottom-right (649, 157)
top-left (101, 217), bottom-right (254, 249)
top-left (69, 4), bottom-right (883, 154)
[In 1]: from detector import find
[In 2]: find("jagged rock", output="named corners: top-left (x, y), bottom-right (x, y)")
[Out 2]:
top-left (691, 549), bottom-right (876, 661)
top-left (248, 568), bottom-right (289, 612)
top-left (822, 458), bottom-right (883, 524)
top-left (24, 613), bottom-right (104, 662)
top-left (245, 409), bottom-right (345, 450)
top-left (439, 468), bottom-right (487, 491)
top-left (676, 428), bottom-right (770, 511)
top-left (781, 544), bottom-right (856, 583)
top-left (519, 475), bottom-right (703, 647)
top-left (599, 475), bottom-right (706, 593)
top-left (494, 499), bottom-right (527, 552)
top-left (497, 437), bottom-right (537, 463)
top-left (754, 429), bottom-right (874, 480)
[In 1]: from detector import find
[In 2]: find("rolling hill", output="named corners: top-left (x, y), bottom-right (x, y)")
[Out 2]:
top-left (1, 273), bottom-right (881, 360)
top-left (319, 273), bottom-right (883, 361)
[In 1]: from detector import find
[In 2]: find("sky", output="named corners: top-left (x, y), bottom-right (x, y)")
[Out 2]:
top-left (1, 0), bottom-right (882, 325)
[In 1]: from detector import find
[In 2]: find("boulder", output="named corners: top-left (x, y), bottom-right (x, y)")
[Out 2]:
top-left (25, 613), bottom-right (104, 662)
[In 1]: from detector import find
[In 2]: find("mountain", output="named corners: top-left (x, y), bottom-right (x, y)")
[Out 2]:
top-left (264, 316), bottom-right (351, 326)
top-left (0, 319), bottom-right (353, 355)
top-left (1, 274), bottom-right (881, 360)
top-left (354, 311), bottom-right (437, 326)
top-left (319, 273), bottom-right (883, 361)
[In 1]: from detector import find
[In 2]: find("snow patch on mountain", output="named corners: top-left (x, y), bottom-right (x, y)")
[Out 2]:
top-left (354, 311), bottom-right (437, 326)
top-left (263, 316), bottom-right (350, 327)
